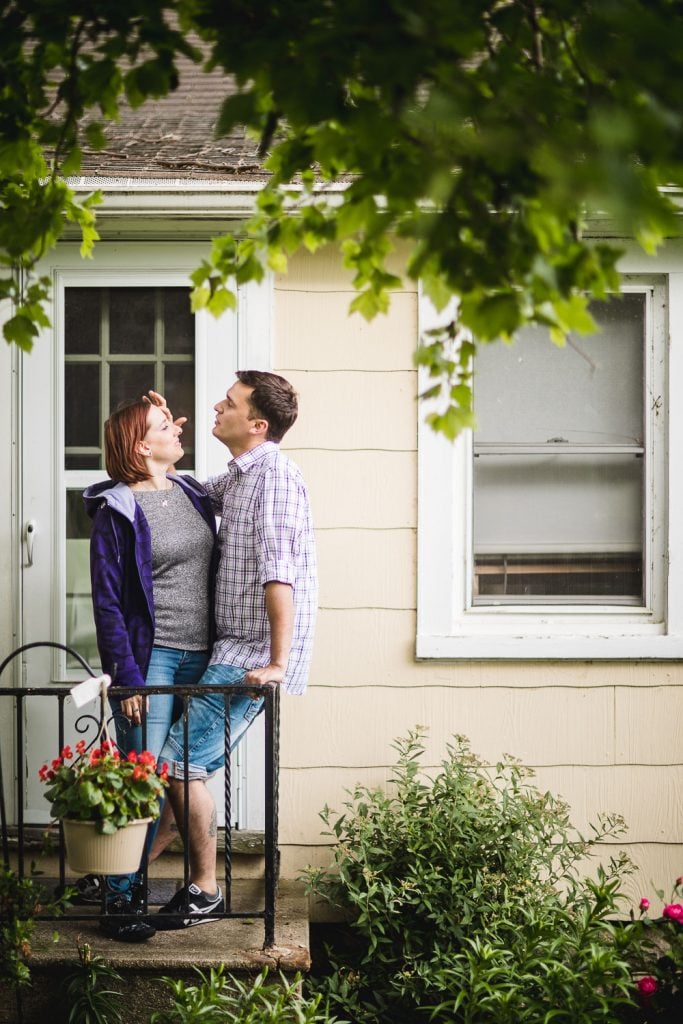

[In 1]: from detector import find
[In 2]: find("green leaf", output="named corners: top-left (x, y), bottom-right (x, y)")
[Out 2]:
top-left (215, 92), bottom-right (258, 138)
top-left (460, 293), bottom-right (522, 341)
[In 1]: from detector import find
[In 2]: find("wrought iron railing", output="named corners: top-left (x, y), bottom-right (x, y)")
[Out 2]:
top-left (0, 642), bottom-right (280, 948)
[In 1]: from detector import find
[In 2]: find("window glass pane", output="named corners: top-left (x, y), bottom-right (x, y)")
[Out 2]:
top-left (66, 490), bottom-right (100, 670)
top-left (473, 454), bottom-right (643, 603)
top-left (472, 293), bottom-right (646, 606)
top-left (163, 288), bottom-right (194, 354)
top-left (110, 363), bottom-right (156, 414)
top-left (164, 363), bottom-right (195, 469)
top-left (65, 288), bottom-right (101, 354)
top-left (109, 288), bottom-right (155, 354)
top-left (475, 293), bottom-right (645, 445)
top-left (65, 455), bottom-right (101, 470)
top-left (65, 365), bottom-right (100, 448)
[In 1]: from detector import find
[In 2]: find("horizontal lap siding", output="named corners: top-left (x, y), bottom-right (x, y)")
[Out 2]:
top-left (274, 247), bottom-right (683, 917)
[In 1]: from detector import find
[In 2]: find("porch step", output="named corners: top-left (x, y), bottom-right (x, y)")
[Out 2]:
top-left (0, 879), bottom-right (310, 1024)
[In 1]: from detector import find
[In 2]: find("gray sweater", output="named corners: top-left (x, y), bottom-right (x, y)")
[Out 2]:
top-left (133, 482), bottom-right (214, 650)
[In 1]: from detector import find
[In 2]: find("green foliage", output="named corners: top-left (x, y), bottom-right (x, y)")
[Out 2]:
top-left (183, 0), bottom-right (679, 434)
top-left (0, 864), bottom-right (69, 990)
top-left (40, 741), bottom-right (167, 833)
top-left (154, 965), bottom-right (346, 1024)
top-left (5, 2), bottom-right (683, 432)
top-left (304, 730), bottom-right (643, 1024)
top-left (0, 1), bottom-right (198, 348)
top-left (59, 943), bottom-right (123, 1024)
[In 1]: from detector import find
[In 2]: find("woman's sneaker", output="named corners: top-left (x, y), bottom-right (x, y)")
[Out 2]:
top-left (99, 892), bottom-right (156, 943)
top-left (71, 873), bottom-right (103, 905)
top-left (154, 883), bottom-right (224, 929)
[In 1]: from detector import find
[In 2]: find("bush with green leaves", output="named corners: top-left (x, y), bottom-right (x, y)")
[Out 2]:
top-left (59, 943), bottom-right (123, 1024)
top-left (0, 864), bottom-right (69, 988)
top-left (304, 730), bottom-right (644, 1024)
top-left (154, 965), bottom-right (346, 1024)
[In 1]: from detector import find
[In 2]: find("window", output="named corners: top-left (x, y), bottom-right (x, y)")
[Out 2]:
top-left (417, 270), bottom-right (679, 658)
top-left (472, 293), bottom-right (645, 607)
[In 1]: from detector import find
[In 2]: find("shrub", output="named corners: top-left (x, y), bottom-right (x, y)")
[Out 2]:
top-left (154, 965), bottom-right (346, 1024)
top-left (304, 730), bottom-right (642, 1024)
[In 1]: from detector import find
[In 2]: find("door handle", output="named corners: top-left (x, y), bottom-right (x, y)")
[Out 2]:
top-left (25, 520), bottom-right (36, 566)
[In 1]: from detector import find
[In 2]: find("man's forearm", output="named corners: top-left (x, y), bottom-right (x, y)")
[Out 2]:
top-left (265, 581), bottom-right (294, 670)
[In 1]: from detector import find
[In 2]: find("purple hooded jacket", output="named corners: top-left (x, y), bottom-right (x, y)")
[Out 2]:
top-left (83, 475), bottom-right (218, 689)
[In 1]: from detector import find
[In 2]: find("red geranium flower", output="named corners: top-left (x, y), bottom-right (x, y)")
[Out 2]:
top-left (75, 740), bottom-right (87, 754)
top-left (60, 745), bottom-right (73, 760)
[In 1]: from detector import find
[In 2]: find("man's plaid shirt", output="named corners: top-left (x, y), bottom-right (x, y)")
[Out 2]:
top-left (203, 441), bottom-right (318, 695)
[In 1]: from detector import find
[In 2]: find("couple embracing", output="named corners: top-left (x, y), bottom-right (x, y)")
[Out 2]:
top-left (83, 371), bottom-right (317, 942)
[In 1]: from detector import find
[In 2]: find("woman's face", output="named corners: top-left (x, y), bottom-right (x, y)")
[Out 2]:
top-left (142, 405), bottom-right (183, 466)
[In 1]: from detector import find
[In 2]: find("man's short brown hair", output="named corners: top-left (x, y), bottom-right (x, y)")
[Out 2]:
top-left (236, 370), bottom-right (298, 443)
top-left (104, 400), bottom-right (150, 484)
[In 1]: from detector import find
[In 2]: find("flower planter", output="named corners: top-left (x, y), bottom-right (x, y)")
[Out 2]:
top-left (62, 817), bottom-right (151, 874)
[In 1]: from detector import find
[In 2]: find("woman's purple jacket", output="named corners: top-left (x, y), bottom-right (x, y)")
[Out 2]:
top-left (83, 475), bottom-right (218, 689)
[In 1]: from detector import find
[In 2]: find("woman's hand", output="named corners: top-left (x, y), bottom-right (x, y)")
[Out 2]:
top-left (120, 693), bottom-right (143, 723)
top-left (144, 390), bottom-right (187, 430)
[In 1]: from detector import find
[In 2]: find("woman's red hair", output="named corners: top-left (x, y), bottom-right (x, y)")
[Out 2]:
top-left (104, 400), bottom-right (150, 484)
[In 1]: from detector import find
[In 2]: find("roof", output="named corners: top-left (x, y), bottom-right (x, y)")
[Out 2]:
top-left (78, 54), bottom-right (267, 182)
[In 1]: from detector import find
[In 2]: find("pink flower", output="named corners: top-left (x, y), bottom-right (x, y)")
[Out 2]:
top-left (663, 903), bottom-right (683, 921)
top-left (639, 897), bottom-right (650, 912)
top-left (637, 976), bottom-right (658, 997)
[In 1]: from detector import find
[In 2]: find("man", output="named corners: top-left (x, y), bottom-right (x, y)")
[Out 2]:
top-left (153, 370), bottom-right (317, 929)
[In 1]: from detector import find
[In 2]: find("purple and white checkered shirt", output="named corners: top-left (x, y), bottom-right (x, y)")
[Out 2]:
top-left (203, 441), bottom-right (318, 695)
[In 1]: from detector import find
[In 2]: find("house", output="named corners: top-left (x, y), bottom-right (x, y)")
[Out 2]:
top-left (1, 53), bottom-right (681, 923)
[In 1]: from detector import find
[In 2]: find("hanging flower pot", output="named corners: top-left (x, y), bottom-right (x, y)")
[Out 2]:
top-left (62, 816), bottom-right (152, 874)
top-left (39, 738), bottom-right (169, 875)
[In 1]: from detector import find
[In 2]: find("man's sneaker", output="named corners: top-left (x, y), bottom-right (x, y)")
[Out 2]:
top-left (154, 883), bottom-right (224, 930)
top-left (72, 873), bottom-right (103, 905)
top-left (99, 894), bottom-right (156, 943)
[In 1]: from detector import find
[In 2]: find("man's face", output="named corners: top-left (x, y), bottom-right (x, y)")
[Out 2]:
top-left (213, 380), bottom-right (259, 454)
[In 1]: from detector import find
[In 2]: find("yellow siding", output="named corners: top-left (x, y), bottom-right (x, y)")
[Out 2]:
top-left (275, 246), bottom-right (683, 919)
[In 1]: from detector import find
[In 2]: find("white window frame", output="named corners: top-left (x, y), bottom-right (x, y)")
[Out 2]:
top-left (417, 245), bottom-right (683, 658)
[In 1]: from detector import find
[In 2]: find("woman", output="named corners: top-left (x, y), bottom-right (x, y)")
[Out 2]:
top-left (83, 399), bottom-right (217, 942)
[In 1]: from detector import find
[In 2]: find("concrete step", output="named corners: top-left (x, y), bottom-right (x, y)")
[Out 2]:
top-left (1, 878), bottom-right (310, 1024)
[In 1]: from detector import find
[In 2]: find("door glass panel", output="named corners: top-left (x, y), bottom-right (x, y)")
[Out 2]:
top-left (65, 365), bottom-right (101, 447)
top-left (65, 489), bottom-right (99, 669)
top-left (64, 288), bottom-right (101, 354)
top-left (164, 363), bottom-right (195, 464)
top-left (109, 288), bottom-right (155, 353)
top-left (110, 362), bottom-right (156, 411)
top-left (163, 288), bottom-right (195, 354)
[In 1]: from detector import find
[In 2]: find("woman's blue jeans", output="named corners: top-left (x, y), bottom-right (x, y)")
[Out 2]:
top-left (105, 646), bottom-right (209, 901)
